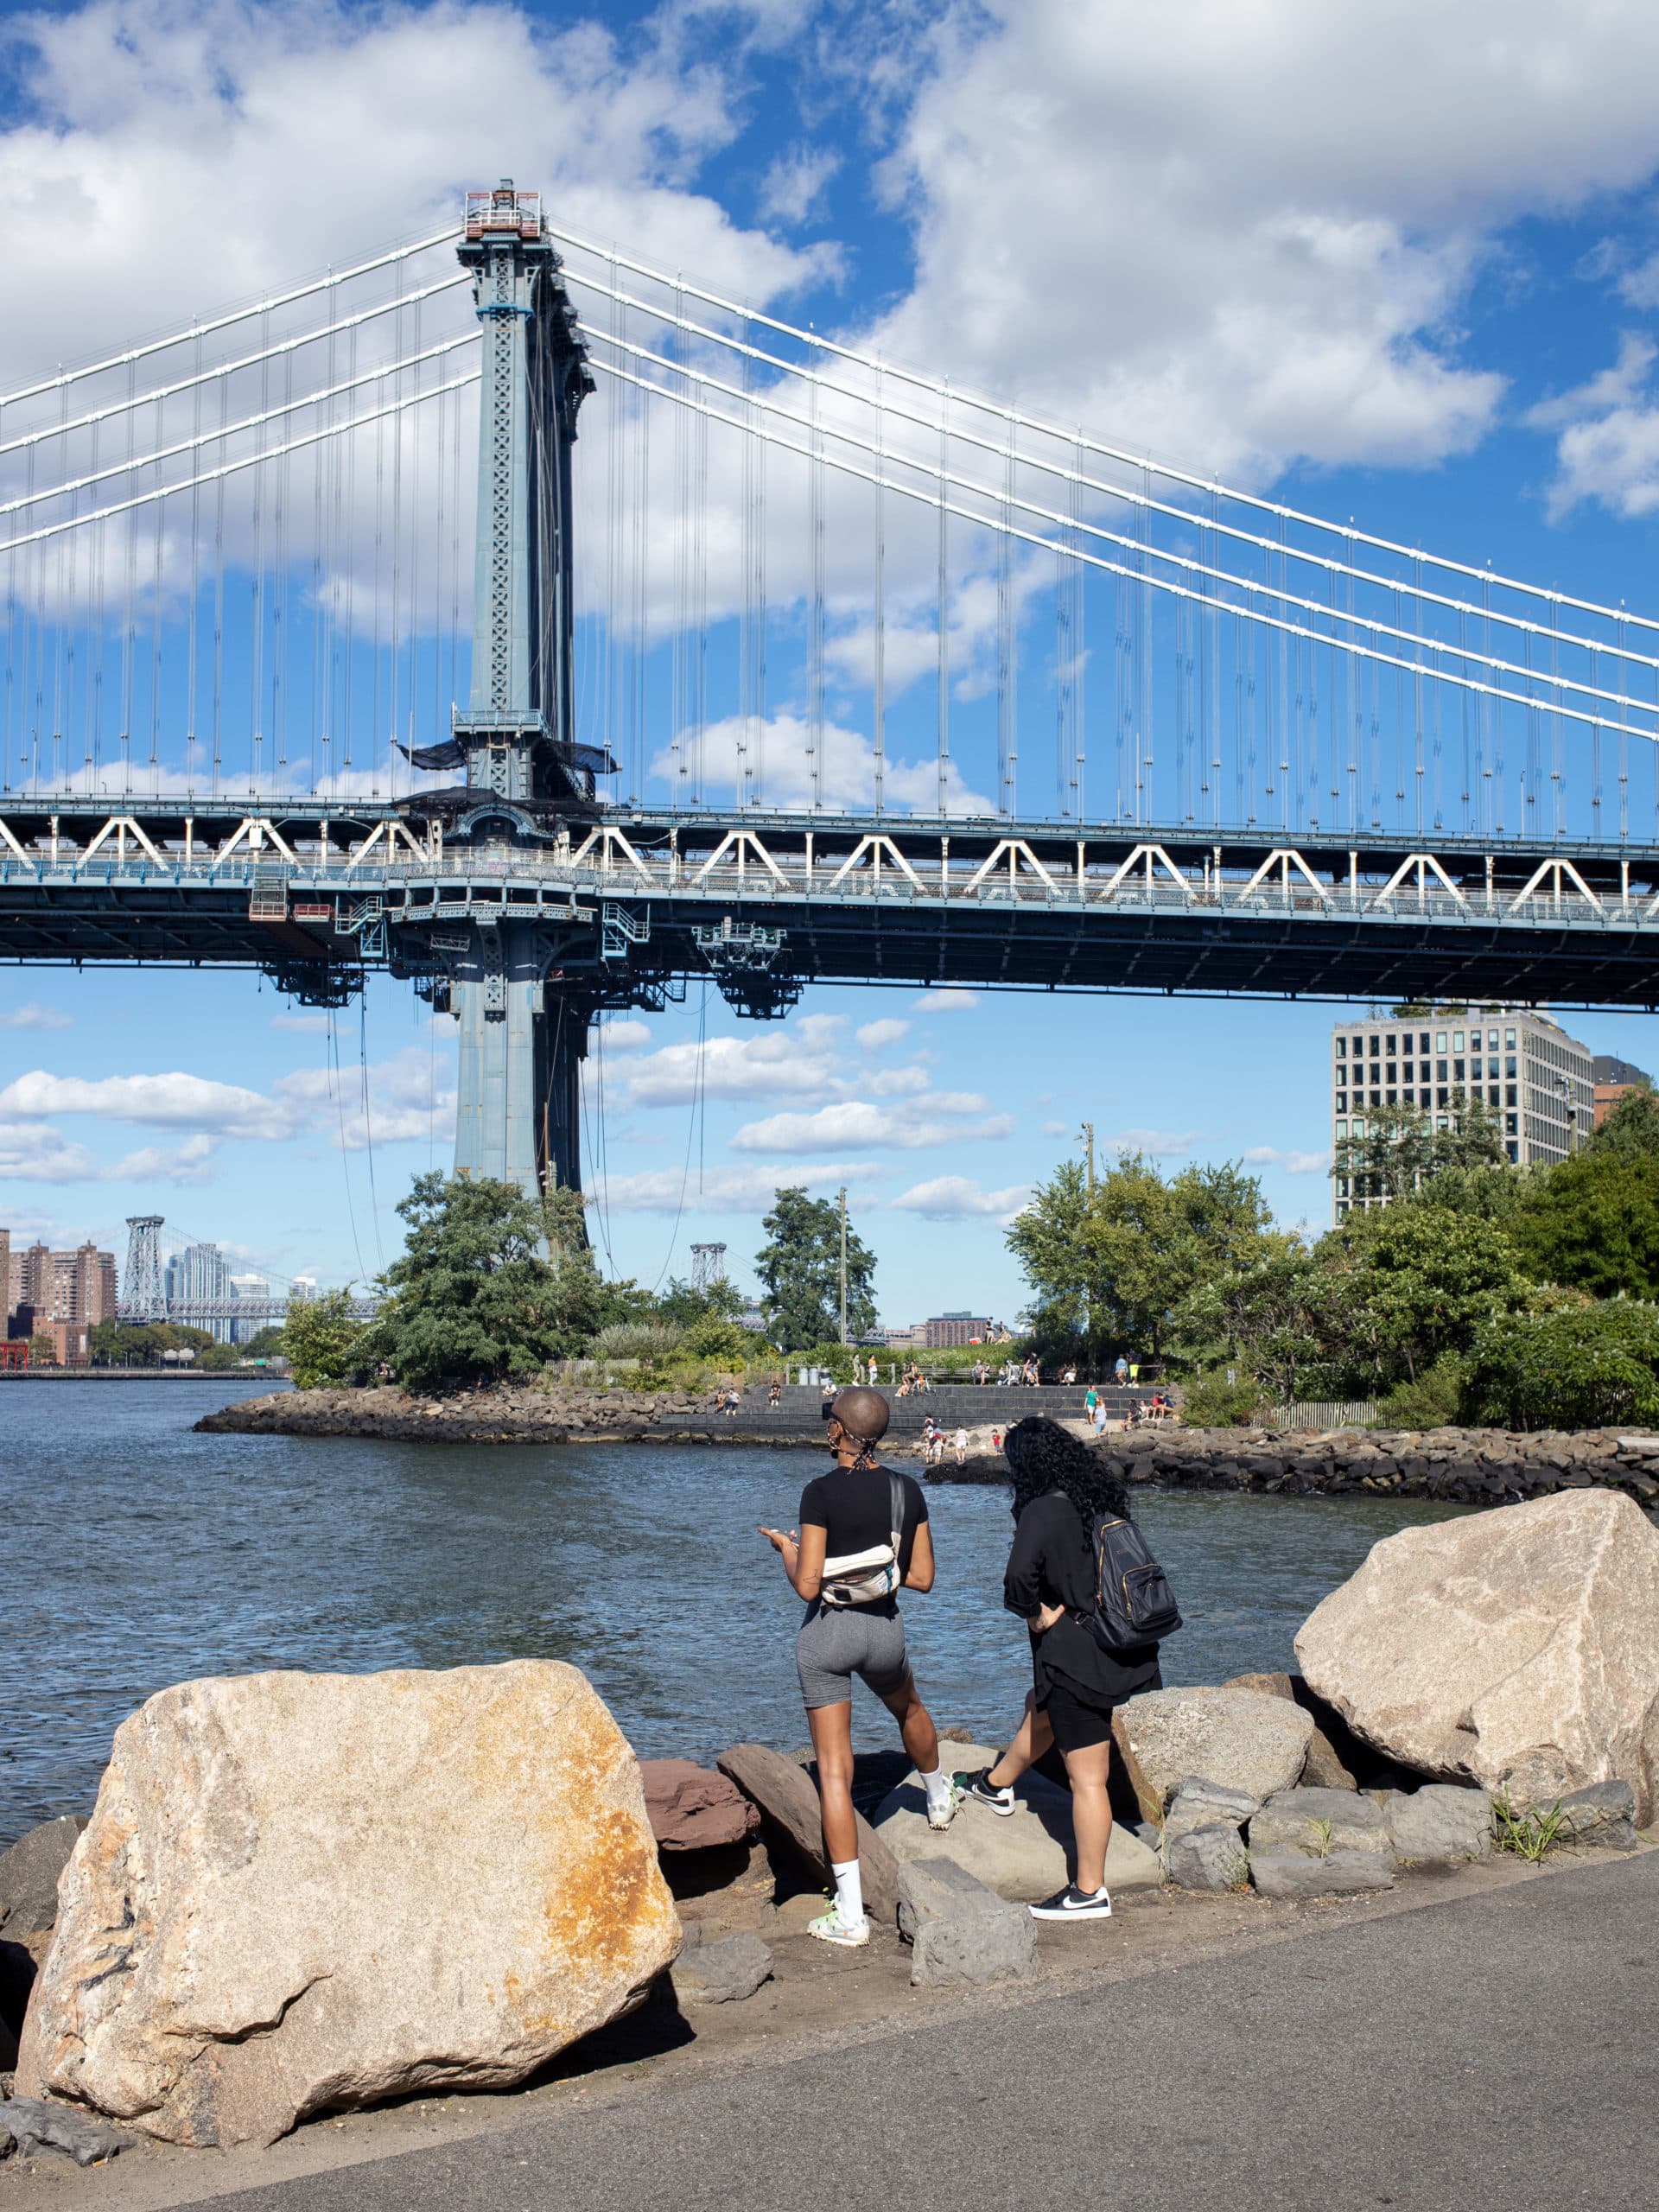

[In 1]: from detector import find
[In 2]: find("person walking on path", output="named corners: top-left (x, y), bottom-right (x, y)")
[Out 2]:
top-left (956, 1416), bottom-right (1162, 1923)
top-left (759, 1387), bottom-right (960, 1949)
top-left (1115, 1354), bottom-right (1128, 1386)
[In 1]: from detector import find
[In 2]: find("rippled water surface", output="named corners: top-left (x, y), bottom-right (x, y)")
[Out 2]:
top-left (1, 1380), bottom-right (1471, 1846)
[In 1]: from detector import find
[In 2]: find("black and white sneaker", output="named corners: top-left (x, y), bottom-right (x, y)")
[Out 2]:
top-left (1029, 1884), bottom-right (1113, 1922)
top-left (957, 1770), bottom-right (1015, 1818)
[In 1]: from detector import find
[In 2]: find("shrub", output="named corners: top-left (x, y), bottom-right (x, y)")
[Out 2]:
top-left (1459, 1301), bottom-right (1659, 1431)
top-left (283, 1289), bottom-right (364, 1391)
top-left (1372, 1352), bottom-right (1464, 1430)
top-left (588, 1322), bottom-right (685, 1363)
top-left (681, 1314), bottom-right (761, 1365)
top-left (1179, 1369), bottom-right (1264, 1427)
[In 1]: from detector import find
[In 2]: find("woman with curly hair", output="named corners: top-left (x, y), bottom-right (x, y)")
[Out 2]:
top-left (957, 1414), bottom-right (1163, 1922)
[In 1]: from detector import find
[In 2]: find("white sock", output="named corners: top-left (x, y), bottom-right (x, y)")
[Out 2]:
top-left (921, 1765), bottom-right (953, 1813)
top-left (831, 1858), bottom-right (864, 1926)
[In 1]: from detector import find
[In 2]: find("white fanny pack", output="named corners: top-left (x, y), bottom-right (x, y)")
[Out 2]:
top-left (819, 1471), bottom-right (907, 1607)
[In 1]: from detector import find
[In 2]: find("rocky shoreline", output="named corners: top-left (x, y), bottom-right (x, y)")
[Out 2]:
top-left (197, 1387), bottom-right (1659, 1511)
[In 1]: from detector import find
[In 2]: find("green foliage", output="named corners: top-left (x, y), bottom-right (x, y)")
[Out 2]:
top-left (1184, 1245), bottom-right (1324, 1406)
top-left (656, 1274), bottom-right (749, 1326)
top-left (283, 1288), bottom-right (365, 1390)
top-left (1372, 1351), bottom-right (1465, 1430)
top-left (796, 1340), bottom-right (860, 1382)
top-left (90, 1319), bottom-right (215, 1365)
top-left (1459, 1300), bottom-right (1659, 1431)
top-left (1179, 1367), bottom-right (1265, 1427)
top-left (1007, 1154), bottom-right (1282, 1363)
top-left (588, 1321), bottom-right (686, 1363)
top-left (754, 1188), bottom-right (876, 1351)
top-left (680, 1313), bottom-right (760, 1365)
top-left (1335, 1201), bottom-right (1527, 1382)
top-left (240, 1325), bottom-right (288, 1360)
top-left (1512, 1093), bottom-right (1659, 1300)
top-left (1492, 1796), bottom-right (1566, 1862)
top-left (364, 1173), bottom-right (609, 1391)
top-left (1333, 1098), bottom-right (1505, 1206)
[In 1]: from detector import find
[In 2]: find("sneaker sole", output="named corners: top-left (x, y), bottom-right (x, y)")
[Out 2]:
top-left (808, 1924), bottom-right (870, 1948)
top-left (1029, 1900), bottom-right (1113, 1922)
top-left (965, 1793), bottom-right (1015, 1818)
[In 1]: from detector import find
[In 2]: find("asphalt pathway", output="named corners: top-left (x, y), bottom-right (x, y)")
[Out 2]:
top-left (207, 1853), bottom-right (1658, 2212)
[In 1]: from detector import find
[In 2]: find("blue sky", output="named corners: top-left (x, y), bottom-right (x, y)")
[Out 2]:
top-left (6, 0), bottom-right (1659, 1322)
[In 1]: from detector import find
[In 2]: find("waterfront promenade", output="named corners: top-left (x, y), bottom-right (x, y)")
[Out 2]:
top-left (189, 1851), bottom-right (1655, 2212)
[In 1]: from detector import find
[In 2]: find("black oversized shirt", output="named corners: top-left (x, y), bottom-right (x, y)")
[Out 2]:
top-left (1002, 1491), bottom-right (1162, 1707)
top-left (799, 1462), bottom-right (928, 1578)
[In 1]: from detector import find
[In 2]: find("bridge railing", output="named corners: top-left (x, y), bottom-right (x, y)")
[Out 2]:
top-left (1, 839), bottom-right (1652, 929)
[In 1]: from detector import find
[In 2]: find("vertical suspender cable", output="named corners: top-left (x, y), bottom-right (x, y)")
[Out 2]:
top-left (937, 394), bottom-right (950, 818)
top-left (808, 374), bottom-right (823, 815)
top-left (997, 410), bottom-right (1015, 818)
top-left (873, 364), bottom-right (886, 819)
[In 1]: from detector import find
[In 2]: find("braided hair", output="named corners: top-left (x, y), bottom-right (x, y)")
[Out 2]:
top-left (1003, 1414), bottom-right (1131, 1523)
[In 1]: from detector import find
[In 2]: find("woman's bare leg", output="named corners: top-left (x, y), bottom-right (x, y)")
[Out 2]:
top-left (877, 1674), bottom-right (941, 1777)
top-left (985, 1691), bottom-right (1055, 1789)
top-left (806, 1700), bottom-right (858, 1866)
top-left (1062, 1738), bottom-right (1113, 1892)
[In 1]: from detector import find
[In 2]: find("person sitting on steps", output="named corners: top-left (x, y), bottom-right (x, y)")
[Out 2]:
top-left (759, 1386), bottom-right (960, 1948)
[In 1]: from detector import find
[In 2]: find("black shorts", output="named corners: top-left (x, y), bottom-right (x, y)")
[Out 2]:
top-left (1042, 1681), bottom-right (1116, 1755)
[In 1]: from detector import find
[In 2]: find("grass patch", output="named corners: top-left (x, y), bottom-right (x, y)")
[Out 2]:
top-left (1491, 1796), bottom-right (1567, 1863)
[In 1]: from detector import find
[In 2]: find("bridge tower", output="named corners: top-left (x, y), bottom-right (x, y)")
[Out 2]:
top-left (449, 181), bottom-right (599, 1205)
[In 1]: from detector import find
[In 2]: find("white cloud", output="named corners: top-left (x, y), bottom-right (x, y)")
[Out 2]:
top-left (1242, 1144), bottom-right (1333, 1177)
top-left (0, 1002), bottom-right (73, 1032)
top-left (891, 1174), bottom-right (1032, 1222)
top-left (855, 1018), bottom-right (911, 1051)
top-left (108, 1134), bottom-right (220, 1185)
top-left (759, 144), bottom-right (841, 228)
top-left (273, 1046), bottom-right (455, 1150)
top-left (1101, 1128), bottom-right (1198, 1159)
top-left (0, 1121), bottom-right (100, 1182)
top-left (732, 1098), bottom-right (1014, 1154)
top-left (912, 988), bottom-right (978, 1012)
top-left (652, 714), bottom-right (992, 816)
top-left (269, 1012), bottom-right (333, 1035)
top-left (1041, 1120), bottom-right (1069, 1137)
top-left (599, 1019), bottom-right (654, 1053)
top-left (862, 0), bottom-right (1659, 484)
top-left (0, 1069), bottom-right (298, 1140)
top-left (593, 1162), bottom-right (874, 1213)
top-left (617, 1014), bottom-right (845, 1108)
top-left (1526, 335), bottom-right (1659, 518)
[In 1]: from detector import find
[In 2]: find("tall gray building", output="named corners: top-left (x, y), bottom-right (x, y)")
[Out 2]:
top-left (165, 1242), bottom-right (237, 1342)
top-left (1332, 1007), bottom-right (1593, 1222)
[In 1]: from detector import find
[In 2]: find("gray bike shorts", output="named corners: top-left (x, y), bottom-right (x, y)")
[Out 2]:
top-left (796, 1601), bottom-right (911, 1710)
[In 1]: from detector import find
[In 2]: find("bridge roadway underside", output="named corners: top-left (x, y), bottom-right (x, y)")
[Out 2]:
top-left (2, 877), bottom-right (1657, 1007)
top-left (2, 804), bottom-right (1658, 1007)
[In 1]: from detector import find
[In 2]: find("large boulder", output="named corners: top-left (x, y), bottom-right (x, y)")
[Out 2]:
top-left (1247, 1786), bottom-right (1394, 1898)
top-left (873, 1745), bottom-right (1162, 1900)
top-left (639, 1760), bottom-right (759, 1852)
top-left (17, 1662), bottom-right (678, 2147)
top-left (1374, 1786), bottom-right (1493, 1866)
top-left (716, 1744), bottom-right (901, 1920)
top-left (1111, 1688), bottom-right (1313, 1820)
top-left (1295, 1490), bottom-right (1659, 1823)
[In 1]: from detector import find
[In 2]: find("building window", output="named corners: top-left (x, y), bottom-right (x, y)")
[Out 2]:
top-left (1437, 1058), bottom-right (1448, 1080)
top-left (1436, 1031), bottom-right (1447, 1052)
top-left (1437, 1116), bottom-right (1449, 1131)
top-left (1505, 1028), bottom-right (1516, 1047)
top-left (1487, 1030), bottom-right (1499, 1049)
top-left (1370, 1036), bottom-right (1381, 1058)
top-left (1454, 1058), bottom-right (1465, 1080)
top-left (1336, 1038), bottom-right (1346, 1058)
top-left (1489, 1085), bottom-right (1500, 1106)
top-left (1437, 1086), bottom-right (1449, 1108)
top-left (1336, 1092), bottom-right (1347, 1113)
top-left (1352, 1120), bottom-right (1366, 1139)
top-left (1471, 1057), bottom-right (1483, 1079)
top-left (1453, 1031), bottom-right (1465, 1052)
top-left (1506, 1084), bottom-right (1516, 1107)
top-left (1385, 1035), bottom-right (1396, 1056)
top-left (1505, 1055), bottom-right (1516, 1077)
top-left (1419, 1033), bottom-right (1431, 1055)
top-left (1386, 1089), bottom-right (1397, 1104)
top-left (1507, 1141), bottom-right (1518, 1161)
top-left (1505, 1113), bottom-right (1517, 1135)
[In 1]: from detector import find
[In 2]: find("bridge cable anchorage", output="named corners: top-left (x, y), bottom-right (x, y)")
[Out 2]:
top-left (550, 224), bottom-right (1659, 643)
top-left (587, 353), bottom-right (1659, 747)
top-left (579, 319), bottom-right (1659, 722)
top-left (0, 224), bottom-right (461, 412)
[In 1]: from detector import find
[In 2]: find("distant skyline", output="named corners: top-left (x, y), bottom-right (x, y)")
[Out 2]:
top-left (7, 1), bottom-right (1659, 1316)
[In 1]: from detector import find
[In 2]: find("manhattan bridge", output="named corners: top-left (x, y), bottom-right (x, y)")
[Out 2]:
top-left (3, 181), bottom-right (1658, 1214)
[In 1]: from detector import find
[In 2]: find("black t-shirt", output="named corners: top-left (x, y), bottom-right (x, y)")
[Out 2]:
top-left (1003, 1491), bottom-right (1161, 1708)
top-left (798, 1463), bottom-right (929, 1580)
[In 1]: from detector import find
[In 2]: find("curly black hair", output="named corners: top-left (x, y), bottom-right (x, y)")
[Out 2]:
top-left (1003, 1414), bottom-right (1131, 1523)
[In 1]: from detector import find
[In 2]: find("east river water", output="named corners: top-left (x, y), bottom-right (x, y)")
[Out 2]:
top-left (1, 1380), bottom-right (1470, 1847)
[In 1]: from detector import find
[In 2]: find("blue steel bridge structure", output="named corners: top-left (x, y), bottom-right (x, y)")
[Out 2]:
top-left (3, 181), bottom-right (1659, 1208)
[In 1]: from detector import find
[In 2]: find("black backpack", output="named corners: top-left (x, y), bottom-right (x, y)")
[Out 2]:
top-left (1088, 1512), bottom-right (1183, 1654)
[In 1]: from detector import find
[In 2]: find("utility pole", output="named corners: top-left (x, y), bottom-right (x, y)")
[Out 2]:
top-left (1080, 1122), bottom-right (1096, 1196)
top-left (838, 1185), bottom-right (849, 1345)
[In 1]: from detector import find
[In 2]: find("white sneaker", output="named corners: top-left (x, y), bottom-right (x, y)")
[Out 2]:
top-left (808, 1904), bottom-right (870, 1948)
top-left (925, 1776), bottom-right (964, 1831)
top-left (1029, 1884), bottom-right (1113, 1922)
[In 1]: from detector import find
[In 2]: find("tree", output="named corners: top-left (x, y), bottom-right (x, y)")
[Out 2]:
top-left (1187, 1244), bottom-right (1324, 1407)
top-left (1333, 1098), bottom-right (1506, 1206)
top-left (1512, 1089), bottom-right (1659, 1300)
top-left (283, 1289), bottom-right (364, 1390)
top-left (754, 1188), bottom-right (876, 1351)
top-left (1460, 1301), bottom-right (1659, 1431)
top-left (1333, 1202), bottom-right (1527, 1382)
top-left (1007, 1153), bottom-right (1282, 1364)
top-left (657, 1274), bottom-right (750, 1327)
top-left (365, 1173), bottom-right (610, 1390)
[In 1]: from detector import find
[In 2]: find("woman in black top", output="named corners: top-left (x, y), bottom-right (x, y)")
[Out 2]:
top-left (958, 1415), bottom-right (1161, 1922)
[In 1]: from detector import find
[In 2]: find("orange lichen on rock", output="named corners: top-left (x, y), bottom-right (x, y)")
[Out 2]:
top-left (17, 1662), bottom-right (679, 2148)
